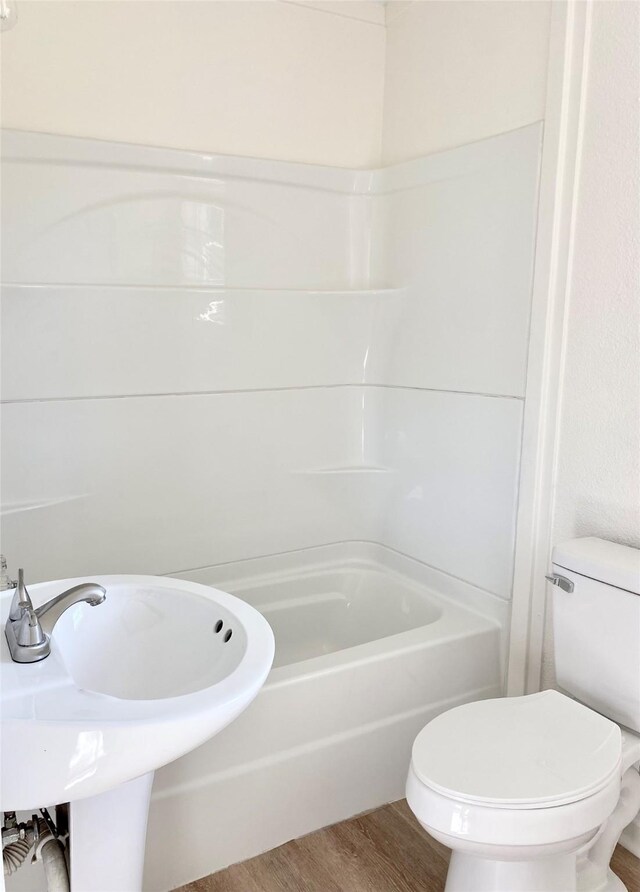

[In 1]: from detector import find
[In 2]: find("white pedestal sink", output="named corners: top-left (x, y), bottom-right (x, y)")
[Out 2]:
top-left (0, 576), bottom-right (274, 891)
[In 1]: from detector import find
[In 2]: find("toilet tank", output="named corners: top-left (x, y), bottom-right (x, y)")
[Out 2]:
top-left (551, 537), bottom-right (640, 733)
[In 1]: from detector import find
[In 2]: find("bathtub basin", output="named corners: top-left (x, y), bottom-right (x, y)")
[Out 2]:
top-left (145, 542), bottom-right (507, 890)
top-left (242, 564), bottom-right (442, 667)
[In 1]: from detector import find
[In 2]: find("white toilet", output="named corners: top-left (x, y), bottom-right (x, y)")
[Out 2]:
top-left (407, 537), bottom-right (640, 892)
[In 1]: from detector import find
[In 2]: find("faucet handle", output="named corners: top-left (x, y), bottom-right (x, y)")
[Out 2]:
top-left (15, 607), bottom-right (46, 648)
top-left (0, 555), bottom-right (17, 592)
top-left (9, 569), bottom-right (33, 622)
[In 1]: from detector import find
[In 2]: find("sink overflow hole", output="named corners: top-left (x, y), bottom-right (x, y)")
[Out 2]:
top-left (224, 629), bottom-right (233, 643)
top-left (214, 620), bottom-right (223, 633)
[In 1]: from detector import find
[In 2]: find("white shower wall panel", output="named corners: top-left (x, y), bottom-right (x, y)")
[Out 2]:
top-left (1, 386), bottom-right (523, 598)
top-left (0, 127), bottom-right (541, 601)
top-left (1, 131), bottom-right (374, 289)
top-left (368, 125), bottom-right (542, 397)
top-left (0, 389), bottom-right (384, 583)
top-left (1, 285), bottom-right (392, 401)
top-left (374, 388), bottom-right (523, 598)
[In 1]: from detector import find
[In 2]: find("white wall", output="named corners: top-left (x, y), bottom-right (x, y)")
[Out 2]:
top-left (543, 0), bottom-right (640, 681)
top-left (0, 0), bottom-right (385, 168)
top-left (541, 1), bottom-right (640, 851)
top-left (550, 0), bottom-right (640, 555)
top-left (382, 0), bottom-right (551, 163)
top-left (1, 1), bottom-right (554, 169)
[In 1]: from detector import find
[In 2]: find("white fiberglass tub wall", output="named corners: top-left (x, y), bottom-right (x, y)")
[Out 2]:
top-left (0, 126), bottom-right (541, 888)
top-left (0, 126), bottom-right (539, 598)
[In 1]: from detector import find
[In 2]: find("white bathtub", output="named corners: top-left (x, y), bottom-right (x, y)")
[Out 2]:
top-left (143, 542), bottom-right (507, 891)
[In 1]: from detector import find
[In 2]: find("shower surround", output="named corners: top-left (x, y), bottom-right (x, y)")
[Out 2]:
top-left (0, 125), bottom-right (541, 888)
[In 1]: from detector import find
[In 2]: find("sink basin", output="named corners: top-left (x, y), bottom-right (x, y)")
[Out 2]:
top-left (54, 582), bottom-right (249, 700)
top-left (0, 575), bottom-right (274, 810)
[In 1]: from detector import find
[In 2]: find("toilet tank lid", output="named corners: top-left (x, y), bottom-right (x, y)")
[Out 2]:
top-left (553, 537), bottom-right (640, 595)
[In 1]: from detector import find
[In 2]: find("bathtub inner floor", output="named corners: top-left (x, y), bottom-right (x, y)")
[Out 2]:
top-left (229, 564), bottom-right (442, 668)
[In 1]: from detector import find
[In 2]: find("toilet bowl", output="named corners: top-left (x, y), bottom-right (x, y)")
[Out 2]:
top-left (407, 690), bottom-right (640, 892)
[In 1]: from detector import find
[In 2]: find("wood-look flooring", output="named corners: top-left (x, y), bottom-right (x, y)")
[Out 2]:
top-left (175, 799), bottom-right (640, 892)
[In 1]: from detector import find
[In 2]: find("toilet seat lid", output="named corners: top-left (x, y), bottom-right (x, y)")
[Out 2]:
top-left (411, 690), bottom-right (622, 809)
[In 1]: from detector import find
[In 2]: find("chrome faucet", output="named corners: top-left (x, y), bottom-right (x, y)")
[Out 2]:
top-left (4, 566), bottom-right (106, 663)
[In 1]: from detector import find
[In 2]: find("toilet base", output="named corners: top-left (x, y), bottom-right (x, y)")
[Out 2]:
top-left (442, 853), bottom-right (629, 892)
top-left (593, 869), bottom-right (627, 892)
top-left (444, 851), bottom-right (578, 892)
top-left (577, 863), bottom-right (628, 892)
